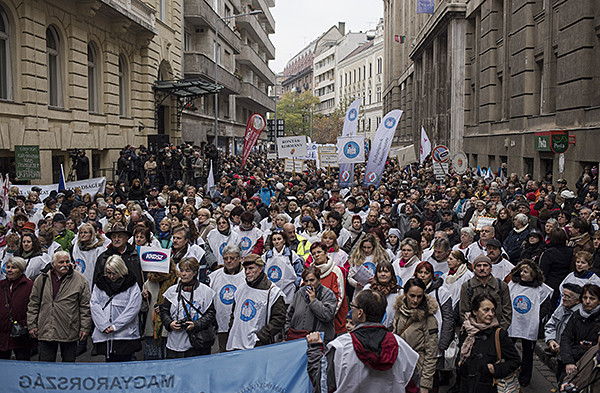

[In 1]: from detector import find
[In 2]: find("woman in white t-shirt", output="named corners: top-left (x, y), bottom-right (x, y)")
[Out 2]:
top-left (559, 251), bottom-right (600, 296)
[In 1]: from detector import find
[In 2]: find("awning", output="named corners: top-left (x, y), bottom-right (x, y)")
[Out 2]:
top-left (154, 78), bottom-right (222, 98)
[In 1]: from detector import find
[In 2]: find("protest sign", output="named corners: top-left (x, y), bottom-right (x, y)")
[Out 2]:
top-left (139, 246), bottom-right (171, 273)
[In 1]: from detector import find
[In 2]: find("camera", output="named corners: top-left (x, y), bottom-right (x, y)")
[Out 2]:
top-left (563, 384), bottom-right (578, 393)
top-left (69, 149), bottom-right (79, 163)
top-left (177, 319), bottom-right (188, 325)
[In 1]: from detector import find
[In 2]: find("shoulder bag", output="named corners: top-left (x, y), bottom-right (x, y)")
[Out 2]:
top-left (493, 328), bottom-right (521, 393)
top-left (179, 289), bottom-right (216, 350)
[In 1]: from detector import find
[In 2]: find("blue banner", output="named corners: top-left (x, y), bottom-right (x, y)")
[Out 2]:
top-left (363, 110), bottom-right (403, 187)
top-left (417, 0), bottom-right (434, 14)
top-left (0, 340), bottom-right (311, 393)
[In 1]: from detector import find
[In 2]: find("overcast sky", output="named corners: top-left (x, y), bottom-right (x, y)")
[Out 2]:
top-left (270, 0), bottom-right (384, 73)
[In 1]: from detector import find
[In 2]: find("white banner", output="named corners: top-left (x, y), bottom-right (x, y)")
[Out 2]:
top-left (342, 98), bottom-right (361, 137)
top-left (284, 159), bottom-right (305, 173)
top-left (139, 246), bottom-right (171, 273)
top-left (394, 145), bottom-right (417, 168)
top-left (337, 136), bottom-right (365, 164)
top-left (277, 136), bottom-right (308, 159)
top-left (17, 177), bottom-right (106, 198)
top-left (363, 110), bottom-right (403, 186)
top-left (298, 142), bottom-right (320, 161)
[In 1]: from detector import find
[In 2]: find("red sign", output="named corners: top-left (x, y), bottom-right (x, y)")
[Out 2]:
top-left (241, 113), bottom-right (266, 168)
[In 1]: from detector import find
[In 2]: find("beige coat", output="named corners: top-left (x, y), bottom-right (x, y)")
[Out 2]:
top-left (27, 266), bottom-right (92, 342)
top-left (392, 294), bottom-right (439, 389)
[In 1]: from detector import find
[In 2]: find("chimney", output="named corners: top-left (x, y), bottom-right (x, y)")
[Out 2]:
top-left (338, 22), bottom-right (345, 35)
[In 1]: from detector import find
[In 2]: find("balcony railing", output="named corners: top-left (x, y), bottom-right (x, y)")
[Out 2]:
top-left (184, 52), bottom-right (241, 94)
top-left (239, 82), bottom-right (275, 112)
top-left (238, 45), bottom-right (276, 83)
top-left (236, 14), bottom-right (275, 60)
top-left (99, 0), bottom-right (156, 32)
top-left (184, 0), bottom-right (242, 54)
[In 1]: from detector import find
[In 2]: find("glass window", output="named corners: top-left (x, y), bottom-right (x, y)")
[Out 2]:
top-left (0, 5), bottom-right (11, 100)
top-left (118, 56), bottom-right (127, 116)
top-left (87, 44), bottom-right (98, 112)
top-left (46, 26), bottom-right (62, 107)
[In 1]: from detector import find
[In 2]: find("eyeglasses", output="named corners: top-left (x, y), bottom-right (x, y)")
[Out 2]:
top-left (349, 303), bottom-right (362, 310)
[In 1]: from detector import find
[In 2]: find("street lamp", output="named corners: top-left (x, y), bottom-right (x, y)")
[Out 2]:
top-left (214, 9), bottom-right (263, 152)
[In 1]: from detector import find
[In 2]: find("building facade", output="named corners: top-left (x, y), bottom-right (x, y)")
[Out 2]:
top-left (0, 0), bottom-right (183, 183)
top-left (281, 41), bottom-right (315, 95)
top-left (337, 19), bottom-right (384, 141)
top-left (182, 0), bottom-right (276, 154)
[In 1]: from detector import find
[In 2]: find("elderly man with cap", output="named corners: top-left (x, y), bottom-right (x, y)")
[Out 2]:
top-left (465, 224), bottom-right (496, 264)
top-left (459, 254), bottom-right (512, 330)
top-left (209, 244), bottom-right (246, 352)
top-left (93, 222), bottom-right (143, 289)
top-left (226, 253), bottom-right (286, 351)
top-left (486, 238), bottom-right (514, 281)
top-left (52, 213), bottom-right (75, 252)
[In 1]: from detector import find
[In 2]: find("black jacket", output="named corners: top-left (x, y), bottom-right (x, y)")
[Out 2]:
top-left (559, 307), bottom-right (600, 365)
top-left (93, 243), bottom-right (143, 290)
top-left (458, 327), bottom-right (521, 393)
top-left (539, 244), bottom-right (573, 296)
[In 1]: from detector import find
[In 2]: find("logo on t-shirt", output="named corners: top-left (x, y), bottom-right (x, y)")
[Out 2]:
top-left (240, 299), bottom-right (257, 321)
top-left (74, 258), bottom-right (86, 273)
top-left (434, 271), bottom-right (444, 278)
top-left (219, 243), bottom-right (227, 256)
top-left (363, 262), bottom-right (376, 276)
top-left (240, 237), bottom-right (252, 251)
top-left (267, 266), bottom-right (283, 283)
top-left (184, 301), bottom-right (201, 321)
top-left (219, 284), bottom-right (237, 305)
top-left (396, 276), bottom-right (402, 287)
top-left (513, 295), bottom-right (532, 314)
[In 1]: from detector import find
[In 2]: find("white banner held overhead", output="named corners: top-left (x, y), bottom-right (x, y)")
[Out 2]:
top-left (317, 146), bottom-right (337, 168)
top-left (337, 136), bottom-right (365, 164)
top-left (17, 177), bottom-right (106, 198)
top-left (139, 246), bottom-right (171, 273)
top-left (341, 98), bottom-right (361, 137)
top-left (362, 110), bottom-right (403, 187)
top-left (277, 136), bottom-right (308, 159)
top-left (395, 145), bottom-right (417, 168)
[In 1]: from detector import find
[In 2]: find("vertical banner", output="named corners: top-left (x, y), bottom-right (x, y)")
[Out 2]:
top-left (417, 0), bottom-right (434, 14)
top-left (362, 110), bottom-right (403, 187)
top-left (420, 126), bottom-right (432, 164)
top-left (241, 113), bottom-right (266, 168)
top-left (339, 98), bottom-right (361, 188)
top-left (207, 161), bottom-right (216, 197)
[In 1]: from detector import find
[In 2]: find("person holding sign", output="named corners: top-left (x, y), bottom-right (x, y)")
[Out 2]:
top-left (90, 255), bottom-right (142, 362)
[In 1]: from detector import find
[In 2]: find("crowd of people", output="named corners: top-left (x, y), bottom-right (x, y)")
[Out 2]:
top-left (0, 144), bottom-right (599, 393)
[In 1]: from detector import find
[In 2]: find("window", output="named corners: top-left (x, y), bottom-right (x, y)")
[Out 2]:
top-left (46, 26), bottom-right (62, 107)
top-left (184, 32), bottom-right (191, 51)
top-left (369, 63), bottom-right (372, 78)
top-left (377, 57), bottom-right (382, 74)
top-left (118, 56), bottom-right (127, 116)
top-left (87, 43), bottom-right (98, 112)
top-left (0, 5), bottom-right (11, 100)
top-left (159, 0), bottom-right (165, 22)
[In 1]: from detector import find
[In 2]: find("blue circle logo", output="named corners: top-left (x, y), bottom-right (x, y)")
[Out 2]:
top-left (267, 265), bottom-right (283, 283)
top-left (384, 117), bottom-right (396, 129)
top-left (74, 258), bottom-right (86, 273)
top-left (184, 302), bottom-right (200, 321)
top-left (240, 237), bottom-right (252, 251)
top-left (240, 299), bottom-right (257, 321)
top-left (219, 243), bottom-right (227, 256)
top-left (364, 262), bottom-right (376, 276)
top-left (348, 108), bottom-right (358, 121)
top-left (434, 271), bottom-right (443, 278)
top-left (344, 142), bottom-right (360, 159)
top-left (366, 172), bottom-right (378, 183)
top-left (219, 284), bottom-right (237, 305)
top-left (340, 171), bottom-right (350, 182)
top-left (513, 295), bottom-right (532, 314)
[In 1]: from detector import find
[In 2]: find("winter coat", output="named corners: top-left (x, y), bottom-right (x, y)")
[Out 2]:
top-left (392, 294), bottom-right (439, 389)
top-left (93, 243), bottom-right (143, 290)
top-left (503, 225), bottom-right (530, 264)
top-left (563, 344), bottom-right (600, 393)
top-left (26, 265), bottom-right (92, 342)
top-left (458, 327), bottom-right (521, 393)
top-left (540, 244), bottom-right (574, 306)
top-left (459, 276), bottom-right (512, 330)
top-left (560, 306), bottom-right (600, 365)
top-left (493, 218), bottom-right (512, 244)
top-left (520, 240), bottom-right (545, 263)
top-left (285, 284), bottom-right (337, 343)
top-left (545, 304), bottom-right (581, 345)
top-left (0, 274), bottom-right (35, 351)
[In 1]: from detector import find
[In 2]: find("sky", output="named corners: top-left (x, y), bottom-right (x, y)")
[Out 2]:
top-left (270, 0), bottom-right (384, 73)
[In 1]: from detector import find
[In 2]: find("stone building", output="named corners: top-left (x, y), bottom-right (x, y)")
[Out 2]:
top-left (182, 0), bottom-right (276, 154)
top-left (337, 19), bottom-right (384, 142)
top-left (0, 0), bottom-right (183, 183)
top-left (281, 40), bottom-right (315, 95)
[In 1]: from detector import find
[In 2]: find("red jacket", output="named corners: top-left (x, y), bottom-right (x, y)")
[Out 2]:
top-left (0, 274), bottom-right (35, 351)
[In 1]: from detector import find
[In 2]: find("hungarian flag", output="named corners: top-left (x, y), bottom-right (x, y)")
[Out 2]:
top-left (394, 35), bottom-right (406, 43)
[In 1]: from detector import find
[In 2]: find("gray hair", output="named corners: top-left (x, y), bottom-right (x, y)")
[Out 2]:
top-left (52, 250), bottom-right (70, 265)
top-left (433, 238), bottom-right (450, 251)
top-left (7, 256), bottom-right (27, 273)
top-left (275, 214), bottom-right (290, 223)
top-left (460, 227), bottom-right (475, 239)
top-left (514, 213), bottom-right (529, 226)
top-left (105, 255), bottom-right (128, 277)
top-left (222, 244), bottom-right (241, 257)
top-left (546, 218), bottom-right (559, 228)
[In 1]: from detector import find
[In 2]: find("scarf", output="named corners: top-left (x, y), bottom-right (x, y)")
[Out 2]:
top-left (313, 256), bottom-right (335, 278)
top-left (348, 226), bottom-right (363, 239)
top-left (78, 235), bottom-right (104, 252)
top-left (370, 281), bottom-right (399, 297)
top-left (580, 304), bottom-right (600, 319)
top-left (218, 226), bottom-right (231, 236)
top-left (445, 263), bottom-right (469, 285)
top-left (574, 270), bottom-right (594, 279)
top-left (95, 273), bottom-right (137, 297)
top-left (157, 230), bottom-right (171, 240)
top-left (459, 312), bottom-right (499, 366)
top-left (399, 255), bottom-right (418, 268)
top-left (19, 249), bottom-right (35, 259)
top-left (456, 198), bottom-right (466, 214)
top-left (513, 224), bottom-right (529, 234)
top-left (350, 325), bottom-right (399, 371)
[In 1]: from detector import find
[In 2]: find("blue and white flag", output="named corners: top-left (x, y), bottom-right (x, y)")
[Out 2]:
top-left (0, 340), bottom-right (312, 393)
top-left (339, 164), bottom-right (354, 188)
top-left (417, 0), bottom-right (434, 14)
top-left (363, 110), bottom-right (403, 187)
top-left (339, 98), bottom-right (361, 188)
top-left (338, 136), bottom-right (365, 164)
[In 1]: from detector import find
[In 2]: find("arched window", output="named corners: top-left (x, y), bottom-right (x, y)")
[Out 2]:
top-left (0, 5), bottom-right (12, 100)
top-left (87, 43), bottom-right (98, 112)
top-left (118, 55), bottom-right (127, 116)
top-left (46, 26), bottom-right (62, 107)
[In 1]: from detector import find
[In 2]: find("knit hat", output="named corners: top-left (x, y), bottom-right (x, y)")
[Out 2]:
top-left (472, 255), bottom-right (492, 267)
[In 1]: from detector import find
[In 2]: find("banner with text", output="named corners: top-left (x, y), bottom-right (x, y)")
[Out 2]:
top-left (284, 159), bottom-right (305, 173)
top-left (318, 146), bottom-right (339, 168)
top-left (342, 98), bottom-right (361, 137)
top-left (17, 177), bottom-right (106, 198)
top-left (363, 110), bottom-right (403, 187)
top-left (337, 136), bottom-right (365, 164)
top-left (0, 339), bottom-right (311, 393)
top-left (241, 113), bottom-right (266, 168)
top-left (140, 246), bottom-right (171, 273)
top-left (277, 136), bottom-right (308, 159)
top-left (15, 146), bottom-right (41, 180)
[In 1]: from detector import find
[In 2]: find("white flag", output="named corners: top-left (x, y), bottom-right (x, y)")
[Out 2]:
top-left (341, 98), bottom-right (361, 137)
top-left (420, 126), bottom-right (432, 164)
top-left (207, 161), bottom-right (216, 197)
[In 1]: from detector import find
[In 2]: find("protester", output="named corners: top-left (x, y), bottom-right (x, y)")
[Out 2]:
top-left (262, 231), bottom-right (303, 304)
top-left (363, 261), bottom-right (400, 328)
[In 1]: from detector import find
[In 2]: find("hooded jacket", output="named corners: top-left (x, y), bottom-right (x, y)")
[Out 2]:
top-left (392, 294), bottom-right (439, 389)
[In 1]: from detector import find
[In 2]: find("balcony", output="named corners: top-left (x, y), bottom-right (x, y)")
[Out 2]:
top-left (184, 52), bottom-right (241, 94)
top-left (238, 44), bottom-right (276, 84)
top-left (90, 0), bottom-right (156, 33)
top-left (250, 0), bottom-right (275, 34)
top-left (184, 0), bottom-right (241, 54)
top-left (236, 15), bottom-right (275, 60)
top-left (238, 82), bottom-right (275, 112)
